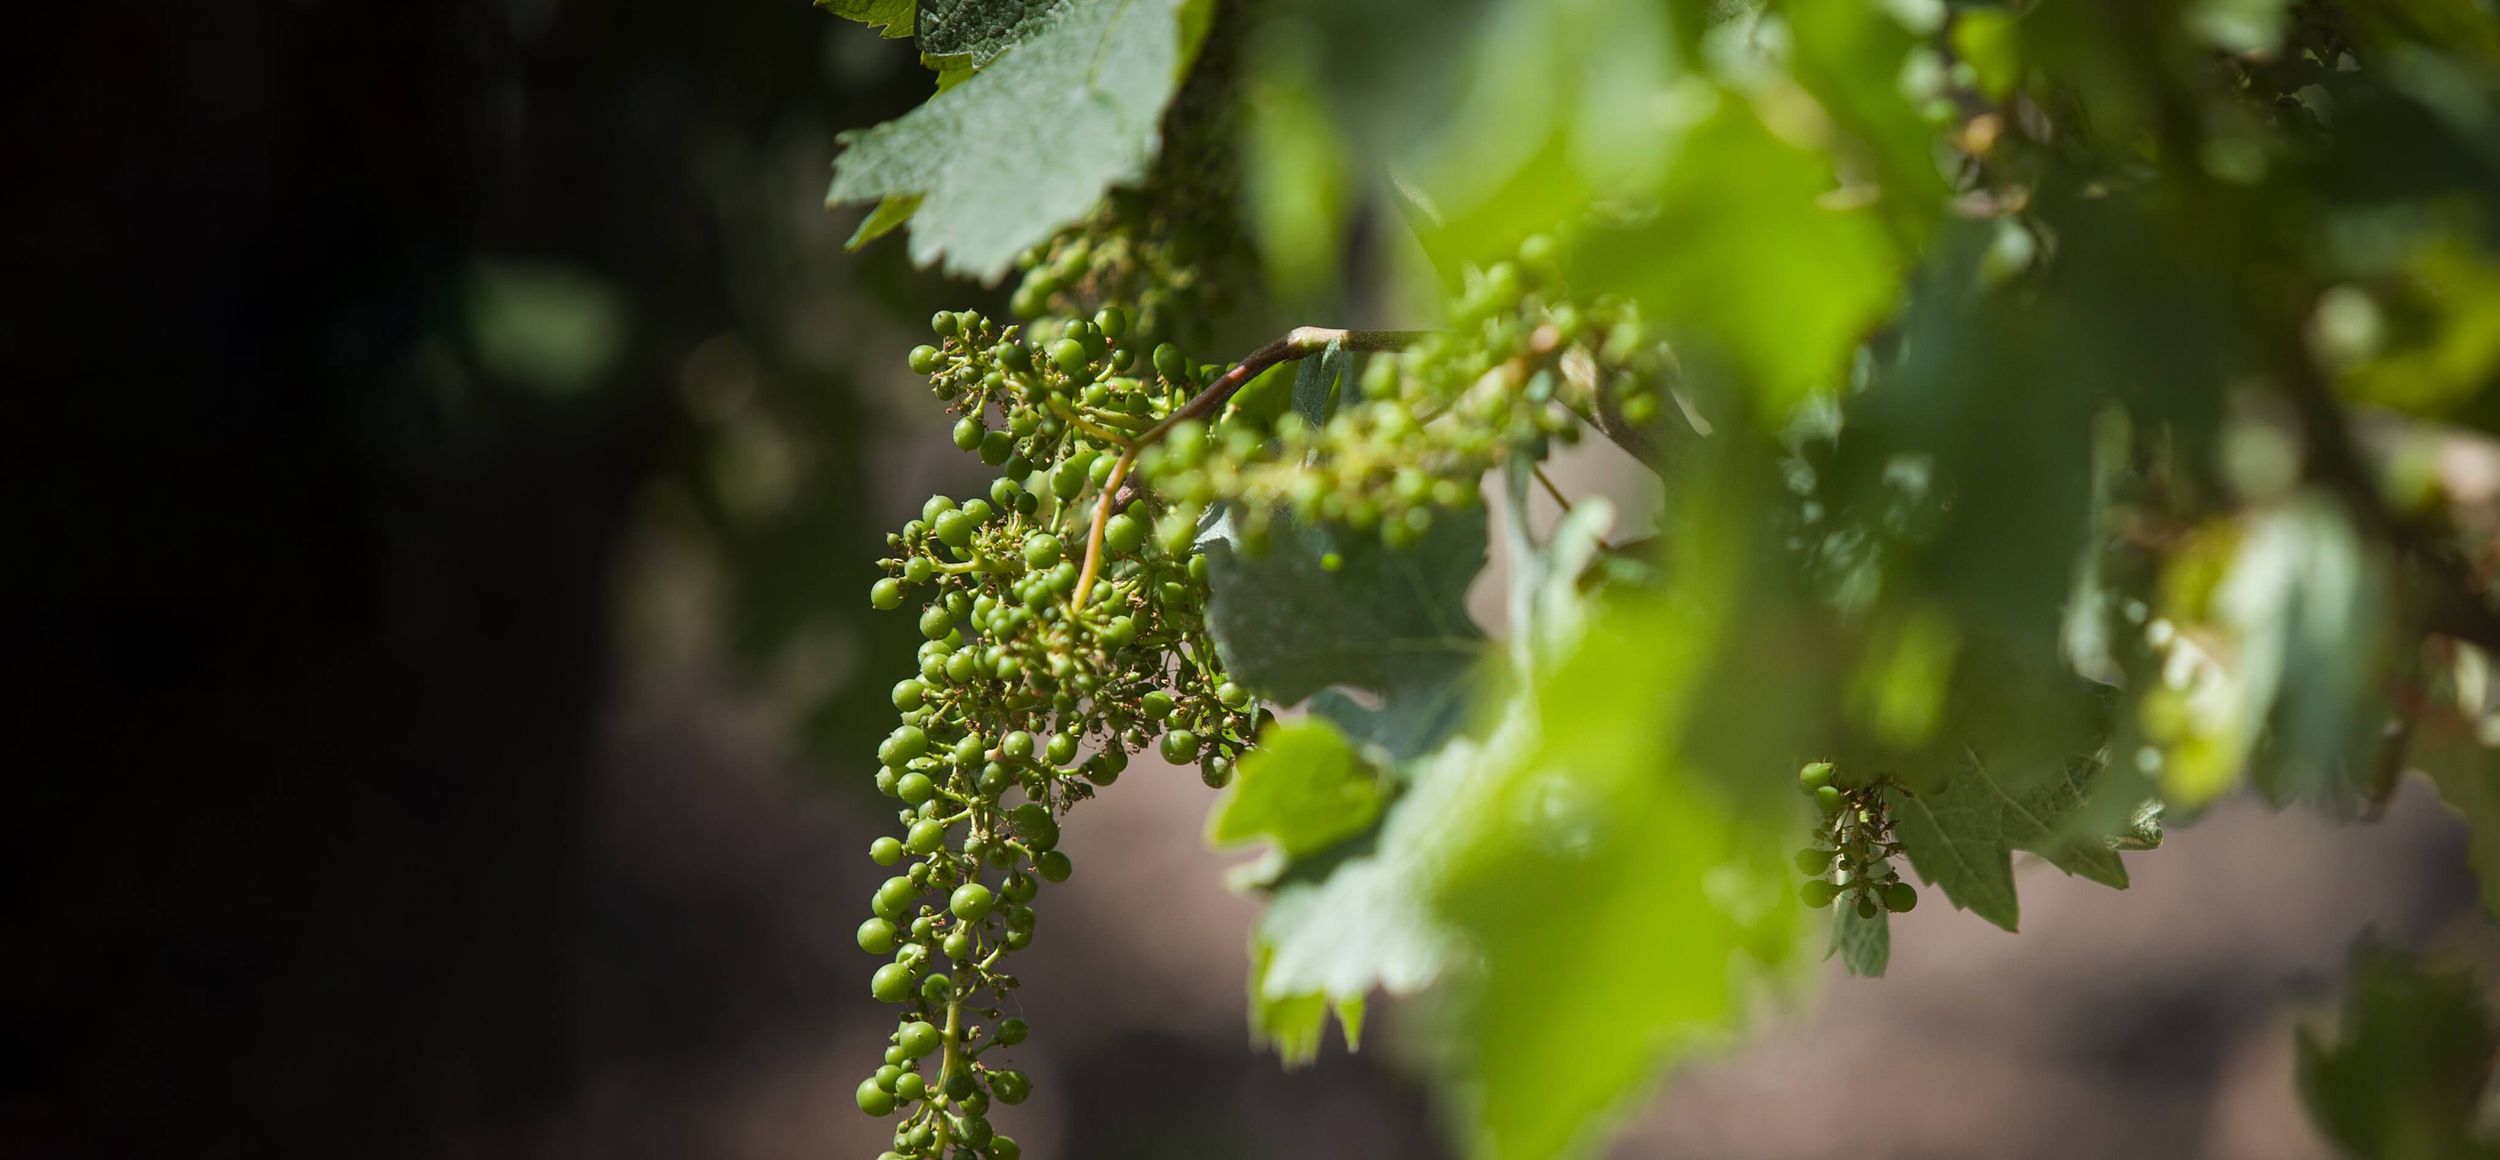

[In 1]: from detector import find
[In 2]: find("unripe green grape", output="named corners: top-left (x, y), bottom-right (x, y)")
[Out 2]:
top-left (903, 556), bottom-right (936, 584)
top-left (1008, 802), bottom-right (1056, 846)
top-left (943, 929), bottom-right (972, 960)
top-left (1022, 533), bottom-right (1063, 569)
top-left (1044, 732), bottom-right (1078, 765)
top-left (1792, 848), bottom-right (1829, 876)
top-left (1161, 729), bottom-right (1201, 764)
top-left (955, 1113), bottom-right (993, 1148)
top-left (1000, 340), bottom-right (1033, 372)
top-left (1152, 343), bottom-right (1190, 383)
top-left (1083, 754), bottom-right (1121, 786)
top-left (871, 836), bottom-right (905, 866)
top-left (891, 679), bottom-right (925, 711)
top-left (921, 972), bottom-right (953, 1005)
top-left (893, 1071), bottom-right (926, 1102)
top-left (1814, 785), bottom-right (1844, 813)
top-left (871, 962), bottom-right (915, 1003)
top-left (1100, 514), bottom-right (1142, 556)
top-left (875, 768), bottom-right (900, 796)
top-left (875, 875), bottom-right (917, 916)
top-left (1048, 338), bottom-right (1088, 375)
top-left (1881, 882), bottom-right (1918, 913)
top-left (906, 819), bottom-right (947, 856)
top-left (978, 762), bottom-right (1014, 795)
top-left (994, 1016), bottom-right (1028, 1046)
top-left (951, 882), bottom-right (996, 922)
top-left (1101, 616), bottom-right (1137, 648)
top-left (858, 1077), bottom-right (897, 1116)
top-left (1141, 690), bottom-right (1175, 719)
top-left (910, 915), bottom-right (936, 940)
top-left (1799, 879), bottom-right (1840, 908)
top-left (931, 311), bottom-right (959, 338)
top-left (1855, 893), bottom-right (1880, 919)
top-left (1051, 459), bottom-right (1086, 500)
top-left (933, 509), bottom-right (974, 548)
top-left (858, 917), bottom-right (898, 955)
top-left (871, 578), bottom-right (904, 610)
top-left (896, 772), bottom-right (936, 806)
top-left (1001, 730), bottom-right (1036, 762)
top-left (907, 861), bottom-right (931, 887)
top-left (978, 430), bottom-right (1015, 466)
top-left (952, 415), bottom-right (986, 451)
top-left (991, 1136), bottom-right (1022, 1160)
top-left (875, 1063), bottom-right (903, 1092)
top-left (908, 345), bottom-right (941, 375)
top-left (887, 725), bottom-right (929, 761)
top-left (1094, 306), bottom-right (1128, 338)
top-left (952, 734), bottom-right (985, 766)
top-left (919, 606), bottom-right (954, 641)
top-left (1200, 755), bottom-right (1232, 789)
top-left (1036, 849), bottom-right (1072, 882)
top-left (897, 1019), bottom-right (941, 1058)
top-left (946, 650), bottom-right (981, 683)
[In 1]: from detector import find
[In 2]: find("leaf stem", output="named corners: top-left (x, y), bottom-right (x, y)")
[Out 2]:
top-left (1070, 327), bottom-right (1429, 607)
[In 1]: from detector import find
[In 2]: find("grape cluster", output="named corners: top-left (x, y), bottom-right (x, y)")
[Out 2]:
top-left (858, 308), bottom-right (1265, 1157)
top-left (1140, 237), bottom-right (1677, 554)
top-left (1794, 762), bottom-right (1919, 917)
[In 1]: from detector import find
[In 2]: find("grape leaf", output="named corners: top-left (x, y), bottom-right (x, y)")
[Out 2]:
top-left (1886, 749), bottom-right (2131, 933)
top-left (1829, 904), bottom-right (1890, 978)
top-left (1434, 591), bottom-right (1805, 1160)
top-left (1572, 99), bottom-right (1898, 415)
top-left (916, 0), bottom-right (1062, 67)
top-left (1204, 502), bottom-right (1487, 762)
top-left (2298, 941), bottom-right (2500, 1160)
top-left (818, 0), bottom-right (914, 39)
top-left (1248, 943), bottom-right (1367, 1067)
top-left (844, 193), bottom-right (922, 250)
top-left (2416, 725), bottom-right (2500, 921)
top-left (1207, 717), bottom-right (1387, 863)
top-left (826, 0), bottom-right (1209, 279)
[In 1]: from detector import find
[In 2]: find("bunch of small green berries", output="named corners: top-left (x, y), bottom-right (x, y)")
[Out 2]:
top-left (1794, 762), bottom-right (1919, 918)
top-left (1148, 236), bottom-right (1676, 553)
top-left (858, 307), bottom-right (1265, 1157)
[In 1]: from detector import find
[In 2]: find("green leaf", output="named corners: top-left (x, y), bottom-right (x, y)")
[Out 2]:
top-left (826, 0), bottom-right (1207, 279)
top-left (818, 0), bottom-right (913, 38)
top-left (1434, 594), bottom-right (1806, 1160)
top-left (916, 0), bottom-right (1062, 67)
top-left (1207, 717), bottom-right (1387, 863)
top-left (1887, 750), bottom-right (2133, 933)
top-left (1289, 338), bottom-right (1349, 426)
top-left (2298, 942), bottom-right (2500, 1160)
top-left (1829, 904), bottom-right (1890, 978)
top-left (1204, 504), bottom-right (1488, 761)
top-left (1247, 943), bottom-right (1369, 1068)
top-left (2416, 715), bottom-right (2500, 921)
top-left (843, 193), bottom-right (922, 250)
top-left (1571, 99), bottom-right (1898, 415)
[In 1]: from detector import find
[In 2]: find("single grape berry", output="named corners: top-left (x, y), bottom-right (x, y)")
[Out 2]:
top-left (1881, 882), bottom-right (1918, 913)
top-left (907, 345), bottom-right (941, 375)
top-left (1792, 848), bottom-right (1829, 876)
top-left (978, 429), bottom-right (1015, 466)
top-left (1044, 732), bottom-right (1079, 765)
top-left (1094, 306), bottom-right (1128, 338)
top-left (952, 415), bottom-right (984, 451)
top-left (1799, 762), bottom-right (1834, 793)
top-left (1104, 513), bottom-right (1145, 556)
top-left (991, 1136), bottom-right (1022, 1160)
top-left (897, 1019), bottom-right (942, 1058)
top-left (1023, 533), bottom-right (1063, 569)
top-left (1814, 785), bottom-right (1844, 813)
top-left (1049, 338), bottom-right (1088, 375)
top-left (931, 311), bottom-right (958, 337)
top-left (1161, 729), bottom-right (1201, 763)
top-left (857, 917), bottom-right (897, 955)
top-left (891, 679), bottom-right (925, 711)
top-left (1799, 879), bottom-right (1840, 908)
top-left (870, 836), bottom-right (905, 866)
top-left (858, 1077), bottom-right (897, 1116)
top-left (871, 962), bottom-right (915, 1003)
top-left (896, 772), bottom-right (936, 806)
top-left (905, 818), bottom-right (947, 856)
top-left (871, 577), bottom-right (904, 610)
top-left (892, 1072), bottom-right (926, 1102)
top-left (1001, 730), bottom-right (1036, 761)
top-left (1855, 893), bottom-right (1880, 919)
top-left (996, 1017), bottom-right (1028, 1046)
top-left (951, 882), bottom-right (996, 922)
top-left (1140, 690), bottom-right (1175, 719)
top-left (1037, 849), bottom-right (1072, 882)
top-left (919, 606), bottom-right (954, 641)
top-left (990, 1068), bottom-right (1031, 1105)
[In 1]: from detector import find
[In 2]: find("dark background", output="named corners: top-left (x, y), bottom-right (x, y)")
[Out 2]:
top-left (7, 2), bottom-right (2490, 1158)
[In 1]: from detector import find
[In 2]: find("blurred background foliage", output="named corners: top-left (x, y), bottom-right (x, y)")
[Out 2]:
top-left (21, 0), bottom-right (2500, 1157)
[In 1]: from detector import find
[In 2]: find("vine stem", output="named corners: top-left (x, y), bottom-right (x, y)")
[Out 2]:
top-left (931, 995), bottom-right (962, 1150)
top-left (1069, 326), bottom-right (1429, 608)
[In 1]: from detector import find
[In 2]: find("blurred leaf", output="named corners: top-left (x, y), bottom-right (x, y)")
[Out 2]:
top-left (1888, 750), bottom-right (2131, 933)
top-left (1830, 903), bottom-right (1890, 978)
top-left (1952, 9), bottom-right (2023, 101)
top-left (1208, 717), bottom-right (1387, 863)
top-left (818, 0), bottom-right (913, 39)
top-left (1433, 489), bottom-right (1806, 1160)
top-left (2299, 942), bottom-right (2500, 1160)
top-left (1784, 0), bottom-right (1954, 230)
top-left (1247, 944), bottom-right (1367, 1067)
top-left (827, 0), bottom-right (1208, 279)
top-left (1204, 504), bottom-right (1488, 762)
top-left (1243, 27), bottom-right (1355, 305)
top-left (1572, 100), bottom-right (1899, 415)
top-left (462, 259), bottom-right (626, 396)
